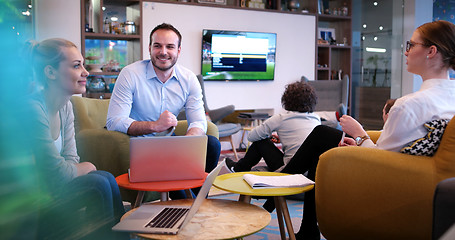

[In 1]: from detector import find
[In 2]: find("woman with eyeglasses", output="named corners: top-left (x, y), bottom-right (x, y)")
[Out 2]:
top-left (26, 38), bottom-right (127, 239)
top-left (263, 20), bottom-right (455, 240)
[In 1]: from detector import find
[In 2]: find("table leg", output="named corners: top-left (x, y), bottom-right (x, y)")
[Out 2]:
top-left (238, 195), bottom-right (252, 203)
top-left (277, 196), bottom-right (296, 240)
top-left (161, 192), bottom-right (169, 201)
top-left (134, 191), bottom-right (145, 208)
top-left (274, 197), bottom-right (287, 240)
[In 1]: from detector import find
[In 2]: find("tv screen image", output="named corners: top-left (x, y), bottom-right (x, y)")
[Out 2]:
top-left (201, 29), bottom-right (277, 81)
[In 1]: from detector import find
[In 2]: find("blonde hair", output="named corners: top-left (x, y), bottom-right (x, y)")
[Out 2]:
top-left (24, 38), bottom-right (77, 87)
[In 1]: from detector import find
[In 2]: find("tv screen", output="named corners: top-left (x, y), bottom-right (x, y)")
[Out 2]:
top-left (201, 29), bottom-right (276, 81)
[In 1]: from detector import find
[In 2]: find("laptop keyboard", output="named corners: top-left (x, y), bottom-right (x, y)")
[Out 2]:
top-left (145, 207), bottom-right (189, 229)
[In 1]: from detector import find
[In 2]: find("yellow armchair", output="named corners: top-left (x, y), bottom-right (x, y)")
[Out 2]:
top-left (70, 95), bottom-right (219, 177)
top-left (315, 116), bottom-right (455, 240)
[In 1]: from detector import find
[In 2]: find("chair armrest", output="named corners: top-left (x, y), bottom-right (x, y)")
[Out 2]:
top-left (433, 177), bottom-right (455, 240)
top-left (174, 120), bottom-right (219, 139)
top-left (76, 129), bottom-right (130, 177)
top-left (316, 146), bottom-right (435, 240)
top-left (366, 130), bottom-right (381, 143)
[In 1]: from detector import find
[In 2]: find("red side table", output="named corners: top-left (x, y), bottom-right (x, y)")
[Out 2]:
top-left (116, 173), bottom-right (208, 208)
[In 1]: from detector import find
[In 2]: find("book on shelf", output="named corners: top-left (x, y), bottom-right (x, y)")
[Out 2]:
top-left (242, 173), bottom-right (315, 189)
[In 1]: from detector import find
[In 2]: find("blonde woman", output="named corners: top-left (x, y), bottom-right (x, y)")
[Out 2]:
top-left (27, 38), bottom-right (126, 239)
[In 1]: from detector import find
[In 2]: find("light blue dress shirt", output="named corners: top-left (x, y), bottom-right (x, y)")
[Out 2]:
top-left (106, 60), bottom-right (207, 136)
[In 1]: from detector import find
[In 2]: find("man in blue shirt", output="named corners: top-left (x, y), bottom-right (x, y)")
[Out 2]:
top-left (106, 23), bottom-right (221, 198)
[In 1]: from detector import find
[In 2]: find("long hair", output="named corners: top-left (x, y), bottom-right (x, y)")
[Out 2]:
top-left (417, 20), bottom-right (455, 70)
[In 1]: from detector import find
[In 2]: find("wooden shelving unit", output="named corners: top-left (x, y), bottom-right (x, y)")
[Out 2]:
top-left (80, 0), bottom-right (352, 98)
top-left (80, 0), bottom-right (143, 98)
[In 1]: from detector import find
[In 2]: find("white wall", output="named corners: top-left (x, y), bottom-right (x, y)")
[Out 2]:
top-left (402, 0), bottom-right (433, 96)
top-left (142, 2), bottom-right (315, 113)
top-left (34, 0), bottom-right (81, 49)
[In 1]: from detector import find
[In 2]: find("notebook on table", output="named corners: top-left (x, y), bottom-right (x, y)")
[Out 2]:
top-left (112, 159), bottom-right (225, 234)
top-left (128, 135), bottom-right (207, 183)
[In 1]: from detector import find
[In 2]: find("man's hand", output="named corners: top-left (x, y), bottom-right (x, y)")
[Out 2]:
top-left (186, 127), bottom-right (205, 136)
top-left (154, 110), bottom-right (178, 132)
top-left (127, 110), bottom-right (177, 136)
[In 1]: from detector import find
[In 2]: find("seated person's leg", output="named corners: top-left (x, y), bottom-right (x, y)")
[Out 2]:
top-left (52, 172), bottom-right (124, 239)
top-left (205, 135), bottom-right (221, 172)
top-left (88, 170), bottom-right (125, 221)
top-left (169, 190), bottom-right (193, 200)
top-left (233, 139), bottom-right (284, 172)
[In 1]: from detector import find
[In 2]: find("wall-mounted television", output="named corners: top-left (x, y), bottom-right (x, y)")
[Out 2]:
top-left (201, 29), bottom-right (277, 81)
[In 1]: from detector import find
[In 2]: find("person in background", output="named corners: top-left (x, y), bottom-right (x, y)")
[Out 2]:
top-left (106, 23), bottom-right (221, 199)
top-left (27, 38), bottom-right (126, 239)
top-left (224, 81), bottom-right (320, 173)
top-left (382, 98), bottom-right (397, 124)
top-left (266, 20), bottom-right (455, 240)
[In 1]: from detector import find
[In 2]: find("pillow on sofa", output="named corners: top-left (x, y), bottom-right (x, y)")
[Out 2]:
top-left (400, 119), bottom-right (449, 156)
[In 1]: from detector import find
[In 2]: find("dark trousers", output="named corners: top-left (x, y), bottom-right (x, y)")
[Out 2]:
top-left (39, 170), bottom-right (128, 240)
top-left (280, 125), bottom-right (342, 238)
top-left (234, 138), bottom-right (284, 172)
top-left (170, 134), bottom-right (221, 199)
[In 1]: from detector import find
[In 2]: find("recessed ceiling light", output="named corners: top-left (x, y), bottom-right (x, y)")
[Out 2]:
top-left (379, 26), bottom-right (384, 30)
top-left (374, 1), bottom-right (378, 6)
top-left (363, 24), bottom-right (367, 29)
top-left (374, 36), bottom-right (378, 41)
top-left (366, 47), bottom-right (386, 53)
top-left (110, 16), bottom-right (118, 22)
top-left (362, 36), bottom-right (365, 41)
top-left (102, 7), bottom-right (106, 11)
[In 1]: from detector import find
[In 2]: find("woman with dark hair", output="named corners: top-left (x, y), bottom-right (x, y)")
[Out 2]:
top-left (225, 81), bottom-right (321, 172)
top-left (274, 20), bottom-right (455, 240)
top-left (26, 38), bottom-right (126, 239)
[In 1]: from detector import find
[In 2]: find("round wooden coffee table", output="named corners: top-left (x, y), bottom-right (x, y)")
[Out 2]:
top-left (121, 199), bottom-right (271, 239)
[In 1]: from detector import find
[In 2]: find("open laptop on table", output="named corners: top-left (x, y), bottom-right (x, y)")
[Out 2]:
top-left (112, 159), bottom-right (225, 234)
top-left (128, 135), bottom-right (207, 182)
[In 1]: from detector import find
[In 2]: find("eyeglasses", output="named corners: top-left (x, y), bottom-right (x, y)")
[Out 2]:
top-left (406, 40), bottom-right (428, 52)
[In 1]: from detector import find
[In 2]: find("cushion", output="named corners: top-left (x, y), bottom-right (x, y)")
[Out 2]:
top-left (217, 123), bottom-right (241, 138)
top-left (400, 119), bottom-right (449, 156)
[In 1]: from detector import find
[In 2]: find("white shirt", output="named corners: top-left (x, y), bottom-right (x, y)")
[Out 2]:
top-left (362, 79), bottom-right (455, 151)
top-left (248, 111), bottom-right (321, 170)
top-left (106, 60), bottom-right (206, 136)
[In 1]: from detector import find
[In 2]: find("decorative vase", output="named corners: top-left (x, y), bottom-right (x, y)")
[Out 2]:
top-left (87, 76), bottom-right (106, 92)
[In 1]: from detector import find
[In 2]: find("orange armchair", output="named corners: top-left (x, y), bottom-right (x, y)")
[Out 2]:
top-left (315, 116), bottom-right (455, 240)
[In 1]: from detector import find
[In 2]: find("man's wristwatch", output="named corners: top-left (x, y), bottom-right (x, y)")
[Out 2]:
top-left (355, 135), bottom-right (370, 146)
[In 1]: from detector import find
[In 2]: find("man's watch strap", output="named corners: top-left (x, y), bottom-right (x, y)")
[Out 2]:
top-left (355, 135), bottom-right (370, 146)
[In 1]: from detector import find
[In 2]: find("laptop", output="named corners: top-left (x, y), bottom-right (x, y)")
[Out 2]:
top-left (128, 135), bottom-right (207, 182)
top-left (112, 159), bottom-right (225, 234)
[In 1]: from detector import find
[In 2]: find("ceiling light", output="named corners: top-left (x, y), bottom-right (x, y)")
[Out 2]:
top-left (374, 36), bottom-right (378, 41)
top-left (110, 16), bottom-right (118, 22)
top-left (102, 7), bottom-right (106, 11)
top-left (373, 1), bottom-right (378, 6)
top-left (363, 24), bottom-right (367, 29)
top-left (366, 47), bottom-right (386, 53)
top-left (28, 4), bottom-right (32, 8)
top-left (362, 36), bottom-right (365, 41)
top-left (21, 10), bottom-right (31, 16)
top-left (379, 26), bottom-right (383, 30)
